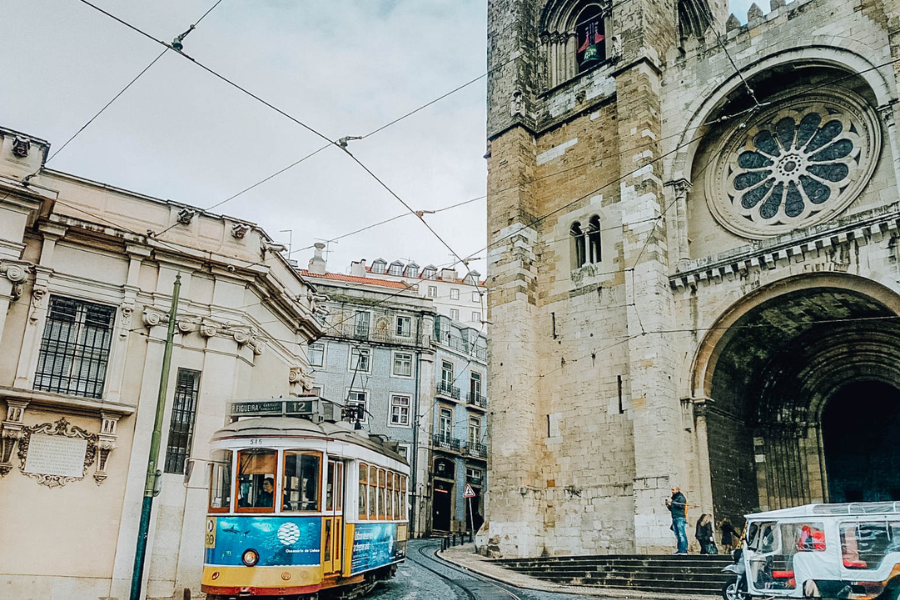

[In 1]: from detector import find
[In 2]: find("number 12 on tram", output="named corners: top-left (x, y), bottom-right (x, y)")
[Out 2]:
top-left (201, 399), bottom-right (410, 599)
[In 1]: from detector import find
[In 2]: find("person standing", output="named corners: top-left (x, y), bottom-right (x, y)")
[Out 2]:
top-left (696, 514), bottom-right (717, 554)
top-left (666, 486), bottom-right (688, 554)
top-left (720, 518), bottom-right (740, 553)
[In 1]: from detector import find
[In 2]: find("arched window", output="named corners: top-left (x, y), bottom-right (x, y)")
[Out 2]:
top-left (587, 215), bottom-right (601, 263)
top-left (541, 2), bottom-right (611, 89)
top-left (575, 6), bottom-right (605, 72)
top-left (571, 221), bottom-right (586, 268)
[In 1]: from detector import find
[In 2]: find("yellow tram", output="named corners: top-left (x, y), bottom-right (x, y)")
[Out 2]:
top-left (201, 398), bottom-right (409, 599)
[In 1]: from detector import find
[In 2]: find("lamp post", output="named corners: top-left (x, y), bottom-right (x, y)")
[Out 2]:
top-left (130, 274), bottom-right (181, 600)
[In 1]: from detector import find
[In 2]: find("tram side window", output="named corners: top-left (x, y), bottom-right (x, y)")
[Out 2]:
top-left (387, 472), bottom-right (394, 520)
top-left (393, 473), bottom-right (400, 520)
top-left (840, 521), bottom-right (898, 569)
top-left (209, 450), bottom-right (232, 512)
top-left (236, 449), bottom-right (276, 511)
top-left (368, 465), bottom-right (377, 519)
top-left (359, 463), bottom-right (368, 520)
top-left (378, 469), bottom-right (387, 520)
top-left (327, 461), bottom-right (343, 512)
top-left (401, 476), bottom-right (407, 520)
top-left (283, 452), bottom-right (321, 512)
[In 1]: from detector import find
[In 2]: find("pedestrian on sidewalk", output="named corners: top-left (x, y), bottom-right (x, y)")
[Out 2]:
top-left (696, 514), bottom-right (717, 554)
top-left (720, 518), bottom-right (740, 552)
top-left (665, 486), bottom-right (688, 555)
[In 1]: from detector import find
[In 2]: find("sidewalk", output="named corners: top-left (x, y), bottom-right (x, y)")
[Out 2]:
top-left (438, 543), bottom-right (718, 600)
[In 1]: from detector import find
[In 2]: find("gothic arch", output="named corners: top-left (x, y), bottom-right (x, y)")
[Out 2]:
top-left (689, 273), bottom-right (900, 518)
top-left (691, 272), bottom-right (900, 400)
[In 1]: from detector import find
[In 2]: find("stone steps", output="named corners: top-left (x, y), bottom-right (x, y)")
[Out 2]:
top-left (495, 554), bottom-right (733, 594)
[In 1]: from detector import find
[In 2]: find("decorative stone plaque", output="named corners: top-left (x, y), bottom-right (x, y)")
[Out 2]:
top-left (23, 434), bottom-right (88, 478)
top-left (17, 418), bottom-right (97, 487)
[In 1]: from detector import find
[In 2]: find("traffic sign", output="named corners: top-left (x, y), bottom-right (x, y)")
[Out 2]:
top-left (463, 484), bottom-right (476, 498)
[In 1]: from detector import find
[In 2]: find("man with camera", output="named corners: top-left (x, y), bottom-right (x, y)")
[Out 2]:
top-left (666, 486), bottom-right (688, 554)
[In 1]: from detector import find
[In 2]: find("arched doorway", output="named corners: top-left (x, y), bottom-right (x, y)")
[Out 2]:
top-left (692, 275), bottom-right (900, 525)
top-left (822, 381), bottom-right (900, 502)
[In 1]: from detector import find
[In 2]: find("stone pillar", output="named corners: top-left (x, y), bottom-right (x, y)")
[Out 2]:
top-left (692, 398), bottom-right (714, 517)
top-left (668, 179), bottom-right (692, 270)
top-left (617, 60), bottom-right (685, 554)
top-left (13, 223), bottom-right (65, 388)
top-left (484, 125), bottom-right (544, 558)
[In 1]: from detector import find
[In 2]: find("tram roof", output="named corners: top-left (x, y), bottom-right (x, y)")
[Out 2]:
top-left (212, 416), bottom-right (408, 464)
top-left (747, 502), bottom-right (900, 520)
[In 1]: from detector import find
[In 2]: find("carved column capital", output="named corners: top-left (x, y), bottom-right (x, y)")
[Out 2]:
top-left (0, 400), bottom-right (28, 476)
top-left (141, 308), bottom-right (165, 328)
top-left (667, 178), bottom-right (693, 196)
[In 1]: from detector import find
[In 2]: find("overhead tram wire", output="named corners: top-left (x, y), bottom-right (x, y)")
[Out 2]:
top-left (444, 53), bottom-right (900, 272)
top-left (73, 0), bottom-right (488, 288)
top-left (42, 0), bottom-right (223, 168)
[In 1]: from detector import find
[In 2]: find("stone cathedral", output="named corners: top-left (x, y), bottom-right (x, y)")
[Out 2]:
top-left (484, 0), bottom-right (900, 557)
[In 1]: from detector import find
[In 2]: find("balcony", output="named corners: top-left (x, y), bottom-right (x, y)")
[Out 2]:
top-left (330, 320), bottom-right (423, 347)
top-left (436, 330), bottom-right (487, 361)
top-left (432, 433), bottom-right (462, 453)
top-left (436, 381), bottom-right (461, 400)
top-left (465, 442), bottom-right (488, 459)
top-left (467, 393), bottom-right (487, 409)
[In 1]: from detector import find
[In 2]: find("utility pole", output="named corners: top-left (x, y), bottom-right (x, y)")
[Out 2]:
top-left (130, 273), bottom-right (181, 600)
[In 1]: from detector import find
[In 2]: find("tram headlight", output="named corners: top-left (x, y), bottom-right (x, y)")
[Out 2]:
top-left (242, 548), bottom-right (260, 567)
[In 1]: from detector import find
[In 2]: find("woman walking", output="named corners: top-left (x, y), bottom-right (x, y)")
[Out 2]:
top-left (696, 514), bottom-right (717, 554)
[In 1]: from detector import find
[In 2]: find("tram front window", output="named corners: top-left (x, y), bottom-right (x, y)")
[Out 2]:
top-left (236, 448), bottom-right (276, 511)
top-left (283, 452), bottom-right (321, 511)
top-left (209, 450), bottom-right (232, 512)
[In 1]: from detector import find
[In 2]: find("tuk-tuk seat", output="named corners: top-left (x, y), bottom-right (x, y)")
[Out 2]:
top-left (842, 559), bottom-right (867, 569)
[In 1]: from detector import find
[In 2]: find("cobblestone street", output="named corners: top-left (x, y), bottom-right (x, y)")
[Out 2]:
top-left (369, 540), bottom-right (604, 600)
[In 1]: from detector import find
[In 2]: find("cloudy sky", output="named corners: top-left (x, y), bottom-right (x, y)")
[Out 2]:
top-left (1, 0), bottom-right (758, 274)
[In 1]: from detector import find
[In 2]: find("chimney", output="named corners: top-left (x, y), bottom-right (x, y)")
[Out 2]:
top-left (440, 267), bottom-right (458, 281)
top-left (308, 243), bottom-right (327, 275)
top-left (350, 259), bottom-right (367, 277)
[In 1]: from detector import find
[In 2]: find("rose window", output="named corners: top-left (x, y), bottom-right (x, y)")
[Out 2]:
top-left (707, 90), bottom-right (881, 238)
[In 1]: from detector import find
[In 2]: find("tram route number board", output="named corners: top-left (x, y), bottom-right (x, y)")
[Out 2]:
top-left (230, 399), bottom-right (314, 417)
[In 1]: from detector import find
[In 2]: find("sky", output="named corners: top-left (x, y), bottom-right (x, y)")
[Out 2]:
top-left (1, 0), bottom-right (488, 274)
top-left (1, 1), bottom-right (760, 275)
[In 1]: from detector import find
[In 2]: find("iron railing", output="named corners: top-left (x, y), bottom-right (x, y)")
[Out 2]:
top-left (436, 381), bottom-right (461, 400)
top-left (466, 442), bottom-right (488, 459)
top-left (432, 434), bottom-right (462, 452)
top-left (467, 393), bottom-right (487, 408)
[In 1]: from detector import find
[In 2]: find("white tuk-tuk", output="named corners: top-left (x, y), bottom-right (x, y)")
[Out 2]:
top-left (742, 503), bottom-right (900, 600)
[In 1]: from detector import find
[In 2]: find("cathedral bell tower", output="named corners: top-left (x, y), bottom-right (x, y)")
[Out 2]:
top-left (484, 0), bottom-right (725, 557)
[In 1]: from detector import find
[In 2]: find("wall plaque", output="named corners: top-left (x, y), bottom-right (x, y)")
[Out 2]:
top-left (24, 434), bottom-right (88, 478)
top-left (17, 418), bottom-right (97, 488)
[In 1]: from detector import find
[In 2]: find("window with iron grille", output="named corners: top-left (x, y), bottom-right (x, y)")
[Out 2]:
top-left (34, 296), bottom-right (116, 399)
top-left (164, 369), bottom-right (202, 474)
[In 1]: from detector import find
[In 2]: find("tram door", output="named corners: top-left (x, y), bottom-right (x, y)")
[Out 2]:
top-left (322, 460), bottom-right (344, 575)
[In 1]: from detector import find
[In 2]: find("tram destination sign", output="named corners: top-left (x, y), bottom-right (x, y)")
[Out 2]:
top-left (229, 398), bottom-right (317, 418)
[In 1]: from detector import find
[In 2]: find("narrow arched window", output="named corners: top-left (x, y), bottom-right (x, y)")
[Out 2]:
top-left (571, 222), bottom-right (586, 268)
top-left (588, 215), bottom-right (601, 263)
top-left (575, 6), bottom-right (605, 72)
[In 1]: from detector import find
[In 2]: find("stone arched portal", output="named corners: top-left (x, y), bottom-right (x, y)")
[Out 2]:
top-left (692, 274), bottom-right (900, 525)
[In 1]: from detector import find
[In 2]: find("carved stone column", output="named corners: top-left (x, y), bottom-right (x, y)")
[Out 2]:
top-left (692, 397), bottom-right (715, 518)
top-left (0, 261), bottom-right (29, 349)
top-left (668, 179), bottom-right (692, 270)
top-left (878, 102), bottom-right (900, 196)
top-left (94, 412), bottom-right (120, 484)
top-left (0, 400), bottom-right (28, 476)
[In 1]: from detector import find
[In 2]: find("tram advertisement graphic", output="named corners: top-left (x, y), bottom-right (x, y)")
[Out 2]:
top-left (350, 523), bottom-right (401, 575)
top-left (205, 516), bottom-right (321, 567)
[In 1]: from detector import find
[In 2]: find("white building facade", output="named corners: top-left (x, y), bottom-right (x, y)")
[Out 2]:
top-left (0, 125), bottom-right (324, 599)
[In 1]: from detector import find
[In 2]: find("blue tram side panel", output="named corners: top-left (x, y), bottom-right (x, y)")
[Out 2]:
top-left (350, 523), bottom-right (403, 575)
top-left (206, 516), bottom-right (321, 567)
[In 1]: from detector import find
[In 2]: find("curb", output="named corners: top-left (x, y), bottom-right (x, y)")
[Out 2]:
top-left (436, 545), bottom-right (720, 600)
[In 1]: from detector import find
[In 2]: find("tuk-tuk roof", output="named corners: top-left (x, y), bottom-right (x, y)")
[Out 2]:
top-left (747, 502), bottom-right (900, 520)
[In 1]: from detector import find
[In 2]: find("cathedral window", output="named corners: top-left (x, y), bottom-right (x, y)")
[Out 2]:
top-left (571, 221), bottom-right (586, 268)
top-left (540, 1), bottom-right (611, 89)
top-left (707, 89), bottom-right (880, 239)
top-left (572, 217), bottom-right (602, 269)
top-left (587, 215), bottom-right (602, 263)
